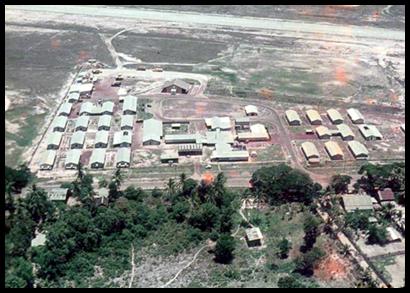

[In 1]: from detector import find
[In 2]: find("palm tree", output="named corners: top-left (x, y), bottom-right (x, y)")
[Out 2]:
top-left (112, 168), bottom-right (124, 188)
top-left (177, 173), bottom-right (187, 194)
top-left (240, 189), bottom-right (253, 208)
top-left (164, 178), bottom-right (176, 199)
top-left (340, 243), bottom-right (351, 258)
top-left (76, 163), bottom-right (85, 182)
top-left (323, 218), bottom-right (333, 235)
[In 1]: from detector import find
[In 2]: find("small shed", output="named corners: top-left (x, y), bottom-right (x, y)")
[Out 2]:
top-left (285, 110), bottom-right (301, 125)
top-left (160, 151), bottom-right (179, 163)
top-left (306, 109), bottom-right (323, 125)
top-left (325, 141), bottom-right (344, 160)
top-left (65, 149), bottom-right (82, 169)
top-left (95, 131), bottom-right (109, 148)
top-left (347, 108), bottom-right (365, 124)
top-left (316, 126), bottom-right (331, 139)
top-left (98, 115), bottom-right (112, 131)
top-left (348, 141), bottom-right (369, 160)
top-left (39, 150), bottom-right (57, 170)
top-left (327, 109), bottom-right (344, 124)
top-left (90, 149), bottom-right (106, 168)
top-left (75, 116), bottom-right (90, 131)
top-left (376, 188), bottom-right (396, 204)
top-left (70, 132), bottom-right (86, 149)
top-left (245, 105), bottom-right (258, 116)
top-left (49, 188), bottom-right (69, 202)
top-left (58, 103), bottom-right (73, 117)
top-left (162, 79), bottom-right (191, 94)
top-left (245, 227), bottom-right (263, 248)
top-left (53, 116), bottom-right (68, 132)
top-left (116, 148), bottom-right (131, 168)
top-left (121, 115), bottom-right (134, 130)
top-left (47, 132), bottom-right (63, 150)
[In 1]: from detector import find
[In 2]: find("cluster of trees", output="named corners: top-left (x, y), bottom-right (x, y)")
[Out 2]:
top-left (355, 163), bottom-right (405, 205)
top-left (250, 164), bottom-right (322, 206)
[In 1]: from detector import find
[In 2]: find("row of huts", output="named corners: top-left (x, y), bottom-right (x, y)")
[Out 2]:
top-left (285, 108), bottom-right (366, 126)
top-left (301, 140), bottom-right (369, 164)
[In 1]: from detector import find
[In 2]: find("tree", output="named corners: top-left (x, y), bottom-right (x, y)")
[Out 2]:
top-left (123, 185), bottom-right (145, 202)
top-left (294, 247), bottom-right (325, 277)
top-left (214, 233), bottom-right (236, 264)
top-left (250, 165), bottom-right (320, 205)
top-left (189, 203), bottom-right (220, 231)
top-left (300, 214), bottom-right (321, 253)
top-left (172, 202), bottom-right (190, 223)
top-left (278, 238), bottom-right (291, 259)
top-left (278, 275), bottom-right (306, 288)
top-left (331, 174), bottom-right (352, 194)
top-left (367, 224), bottom-right (389, 246)
top-left (164, 178), bottom-right (177, 199)
top-left (112, 168), bottom-right (124, 188)
top-left (76, 163), bottom-right (85, 182)
top-left (5, 165), bottom-right (32, 193)
top-left (177, 173), bottom-right (187, 194)
top-left (24, 185), bottom-right (54, 224)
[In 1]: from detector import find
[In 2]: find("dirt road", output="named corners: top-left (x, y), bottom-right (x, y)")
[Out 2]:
top-left (6, 5), bottom-right (405, 42)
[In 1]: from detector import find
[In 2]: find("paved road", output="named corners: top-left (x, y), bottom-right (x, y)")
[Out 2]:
top-left (6, 5), bottom-right (405, 41)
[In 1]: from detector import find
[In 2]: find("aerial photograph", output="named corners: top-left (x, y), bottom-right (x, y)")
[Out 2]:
top-left (5, 5), bottom-right (405, 288)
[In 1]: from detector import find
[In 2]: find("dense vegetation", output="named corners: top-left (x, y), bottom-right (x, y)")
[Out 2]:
top-left (4, 162), bottom-right (405, 288)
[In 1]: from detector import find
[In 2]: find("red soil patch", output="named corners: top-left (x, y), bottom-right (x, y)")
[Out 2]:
top-left (202, 172), bottom-right (215, 185)
top-left (314, 253), bottom-right (349, 281)
top-left (229, 171), bottom-right (239, 177)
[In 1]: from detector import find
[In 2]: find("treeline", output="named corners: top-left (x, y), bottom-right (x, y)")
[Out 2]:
top-left (4, 162), bottom-right (405, 288)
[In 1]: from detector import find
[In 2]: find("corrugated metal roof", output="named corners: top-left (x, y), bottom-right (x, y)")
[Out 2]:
top-left (90, 149), bottom-right (106, 164)
top-left (163, 79), bottom-right (190, 90)
top-left (160, 151), bottom-right (179, 160)
top-left (245, 105), bottom-right (258, 115)
top-left (69, 83), bottom-right (80, 93)
top-left (301, 142), bottom-right (319, 158)
top-left (306, 109), bottom-right (322, 123)
top-left (285, 110), bottom-right (301, 123)
top-left (142, 118), bottom-right (163, 143)
top-left (250, 124), bottom-right (267, 134)
top-left (205, 117), bottom-right (231, 130)
top-left (102, 101), bottom-right (114, 113)
top-left (71, 131), bottom-right (85, 145)
top-left (316, 125), bottom-right (331, 137)
top-left (325, 141), bottom-right (344, 157)
top-left (53, 116), bottom-right (68, 129)
top-left (66, 149), bottom-right (81, 165)
top-left (348, 141), bottom-right (368, 156)
top-left (114, 131), bottom-right (132, 145)
top-left (75, 116), bottom-right (89, 129)
top-left (58, 103), bottom-right (72, 115)
top-left (116, 148), bottom-right (131, 163)
top-left (347, 108), bottom-right (364, 122)
top-left (80, 102), bottom-right (94, 115)
top-left (359, 125), bottom-right (383, 139)
top-left (67, 92), bottom-right (80, 102)
top-left (79, 83), bottom-right (93, 93)
top-left (337, 124), bottom-right (355, 139)
top-left (123, 96), bottom-right (137, 112)
top-left (205, 131), bottom-right (234, 145)
top-left (121, 115), bottom-right (134, 128)
top-left (235, 117), bottom-right (250, 123)
top-left (95, 131), bottom-right (109, 144)
top-left (47, 132), bottom-right (62, 146)
top-left (327, 109), bottom-right (344, 123)
top-left (164, 134), bottom-right (202, 144)
top-left (98, 115), bottom-right (112, 128)
top-left (343, 195), bottom-right (373, 212)
top-left (39, 150), bottom-right (57, 166)
top-left (211, 142), bottom-right (249, 160)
